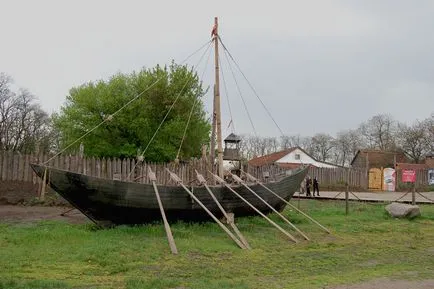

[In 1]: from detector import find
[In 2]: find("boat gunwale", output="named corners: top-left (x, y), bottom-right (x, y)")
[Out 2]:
top-left (31, 163), bottom-right (309, 189)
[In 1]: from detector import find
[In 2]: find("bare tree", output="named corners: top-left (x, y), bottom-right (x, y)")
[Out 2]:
top-left (333, 129), bottom-right (363, 166)
top-left (396, 121), bottom-right (429, 163)
top-left (0, 73), bottom-right (54, 153)
top-left (240, 135), bottom-right (280, 159)
top-left (310, 133), bottom-right (335, 162)
top-left (280, 134), bottom-right (303, 149)
top-left (359, 114), bottom-right (397, 150)
top-left (424, 113), bottom-right (434, 153)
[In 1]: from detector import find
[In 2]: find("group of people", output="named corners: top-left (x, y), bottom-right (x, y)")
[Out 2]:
top-left (300, 176), bottom-right (319, 197)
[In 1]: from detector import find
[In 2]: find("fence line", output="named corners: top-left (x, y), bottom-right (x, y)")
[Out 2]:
top-left (246, 164), bottom-right (369, 189)
top-left (0, 150), bottom-right (218, 185)
top-left (1, 150), bottom-right (431, 190)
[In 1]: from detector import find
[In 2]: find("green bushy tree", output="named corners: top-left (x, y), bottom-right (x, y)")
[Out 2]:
top-left (53, 62), bottom-right (210, 162)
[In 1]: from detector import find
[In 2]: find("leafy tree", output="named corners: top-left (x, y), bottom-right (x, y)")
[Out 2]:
top-left (53, 63), bottom-right (211, 162)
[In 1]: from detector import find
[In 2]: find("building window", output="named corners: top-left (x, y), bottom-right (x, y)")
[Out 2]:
top-left (295, 154), bottom-right (300, 160)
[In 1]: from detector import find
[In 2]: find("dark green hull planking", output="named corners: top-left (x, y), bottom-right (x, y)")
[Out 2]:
top-left (31, 164), bottom-right (308, 227)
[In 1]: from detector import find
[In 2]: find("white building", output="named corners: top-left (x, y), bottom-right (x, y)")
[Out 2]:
top-left (248, 147), bottom-right (339, 169)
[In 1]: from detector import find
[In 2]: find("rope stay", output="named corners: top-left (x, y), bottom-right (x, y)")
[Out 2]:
top-left (44, 79), bottom-right (162, 164)
top-left (221, 44), bottom-right (258, 138)
top-left (219, 53), bottom-right (235, 134)
top-left (175, 44), bottom-right (213, 161)
top-left (128, 41), bottom-right (213, 178)
top-left (43, 39), bottom-right (212, 165)
top-left (218, 35), bottom-right (306, 168)
top-left (218, 36), bottom-right (285, 137)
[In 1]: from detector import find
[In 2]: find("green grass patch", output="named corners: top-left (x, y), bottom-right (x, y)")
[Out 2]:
top-left (1, 201), bottom-right (433, 289)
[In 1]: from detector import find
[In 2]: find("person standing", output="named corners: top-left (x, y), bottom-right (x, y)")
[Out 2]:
top-left (313, 176), bottom-right (320, 196)
top-left (305, 176), bottom-right (312, 197)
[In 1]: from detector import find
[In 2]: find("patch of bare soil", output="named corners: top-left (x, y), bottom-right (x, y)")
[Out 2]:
top-left (328, 278), bottom-right (434, 289)
top-left (0, 205), bottom-right (88, 224)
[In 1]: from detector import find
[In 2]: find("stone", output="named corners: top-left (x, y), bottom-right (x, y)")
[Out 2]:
top-left (385, 202), bottom-right (421, 219)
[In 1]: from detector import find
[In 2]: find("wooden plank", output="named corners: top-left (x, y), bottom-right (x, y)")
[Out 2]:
top-left (90, 157), bottom-right (96, 177)
top-left (18, 153), bottom-right (25, 181)
top-left (101, 158), bottom-right (106, 179)
top-left (24, 154), bottom-right (30, 182)
top-left (87, 157), bottom-right (92, 176)
top-left (7, 151), bottom-right (14, 181)
top-left (31, 153), bottom-right (37, 184)
top-left (65, 155), bottom-right (71, 173)
top-left (120, 159), bottom-right (125, 181)
top-left (116, 158), bottom-right (120, 178)
top-left (126, 158), bottom-right (131, 181)
top-left (0, 151), bottom-right (2, 181)
top-left (107, 158), bottom-right (112, 180)
top-left (96, 158), bottom-right (101, 178)
top-left (1, 150), bottom-right (7, 181)
top-left (54, 154), bottom-right (59, 170)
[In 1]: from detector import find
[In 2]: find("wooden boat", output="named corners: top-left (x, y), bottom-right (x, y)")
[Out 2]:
top-left (31, 164), bottom-right (308, 226)
top-left (30, 17), bottom-right (308, 227)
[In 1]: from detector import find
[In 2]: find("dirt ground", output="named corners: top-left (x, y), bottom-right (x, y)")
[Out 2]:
top-left (1, 205), bottom-right (433, 289)
top-left (328, 278), bottom-right (434, 289)
top-left (0, 205), bottom-right (88, 224)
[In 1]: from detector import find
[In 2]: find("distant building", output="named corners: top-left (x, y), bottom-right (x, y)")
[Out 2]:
top-left (425, 152), bottom-right (434, 168)
top-left (350, 149), bottom-right (408, 170)
top-left (248, 147), bottom-right (339, 169)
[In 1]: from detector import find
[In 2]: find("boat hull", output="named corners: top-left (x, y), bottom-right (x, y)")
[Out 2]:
top-left (31, 164), bottom-right (308, 226)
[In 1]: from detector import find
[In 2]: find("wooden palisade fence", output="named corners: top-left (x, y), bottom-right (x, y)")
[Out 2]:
top-left (0, 150), bottom-right (216, 186)
top-left (247, 164), bottom-right (368, 190)
top-left (1, 150), bottom-right (430, 190)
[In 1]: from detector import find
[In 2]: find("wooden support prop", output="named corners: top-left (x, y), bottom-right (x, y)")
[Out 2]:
top-left (166, 169), bottom-right (246, 249)
top-left (412, 184), bottom-right (416, 205)
top-left (243, 171), bottom-right (331, 234)
top-left (40, 168), bottom-right (48, 201)
top-left (209, 171), bottom-right (298, 243)
top-left (149, 167), bottom-right (178, 255)
top-left (195, 170), bottom-right (251, 249)
top-left (230, 173), bottom-right (310, 241)
top-left (345, 191), bottom-right (349, 215)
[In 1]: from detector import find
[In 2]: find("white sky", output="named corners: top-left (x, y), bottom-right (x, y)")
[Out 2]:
top-left (1, 0), bottom-right (433, 138)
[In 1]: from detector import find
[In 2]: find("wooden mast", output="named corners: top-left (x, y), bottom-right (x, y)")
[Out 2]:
top-left (213, 17), bottom-right (224, 178)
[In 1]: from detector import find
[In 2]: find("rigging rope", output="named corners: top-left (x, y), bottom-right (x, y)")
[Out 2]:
top-left (219, 53), bottom-right (235, 133)
top-left (221, 45), bottom-right (258, 138)
top-left (43, 40), bottom-right (212, 165)
top-left (43, 79), bottom-right (161, 164)
top-left (128, 41), bottom-right (213, 178)
top-left (218, 36), bottom-right (306, 170)
top-left (218, 36), bottom-right (285, 137)
top-left (175, 42), bottom-right (213, 161)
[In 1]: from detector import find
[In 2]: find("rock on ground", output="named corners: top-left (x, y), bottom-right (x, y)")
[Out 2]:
top-left (385, 202), bottom-right (421, 218)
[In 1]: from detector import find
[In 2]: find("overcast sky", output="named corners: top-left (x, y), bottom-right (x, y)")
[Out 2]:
top-left (1, 0), bottom-right (433, 138)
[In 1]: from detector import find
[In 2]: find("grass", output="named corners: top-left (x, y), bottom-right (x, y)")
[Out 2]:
top-left (1, 200), bottom-right (433, 289)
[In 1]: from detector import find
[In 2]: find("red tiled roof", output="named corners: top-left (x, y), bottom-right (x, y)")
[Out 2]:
top-left (248, 148), bottom-right (296, 167)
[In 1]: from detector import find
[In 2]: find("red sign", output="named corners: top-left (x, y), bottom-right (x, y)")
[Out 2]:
top-left (402, 169), bottom-right (416, 183)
